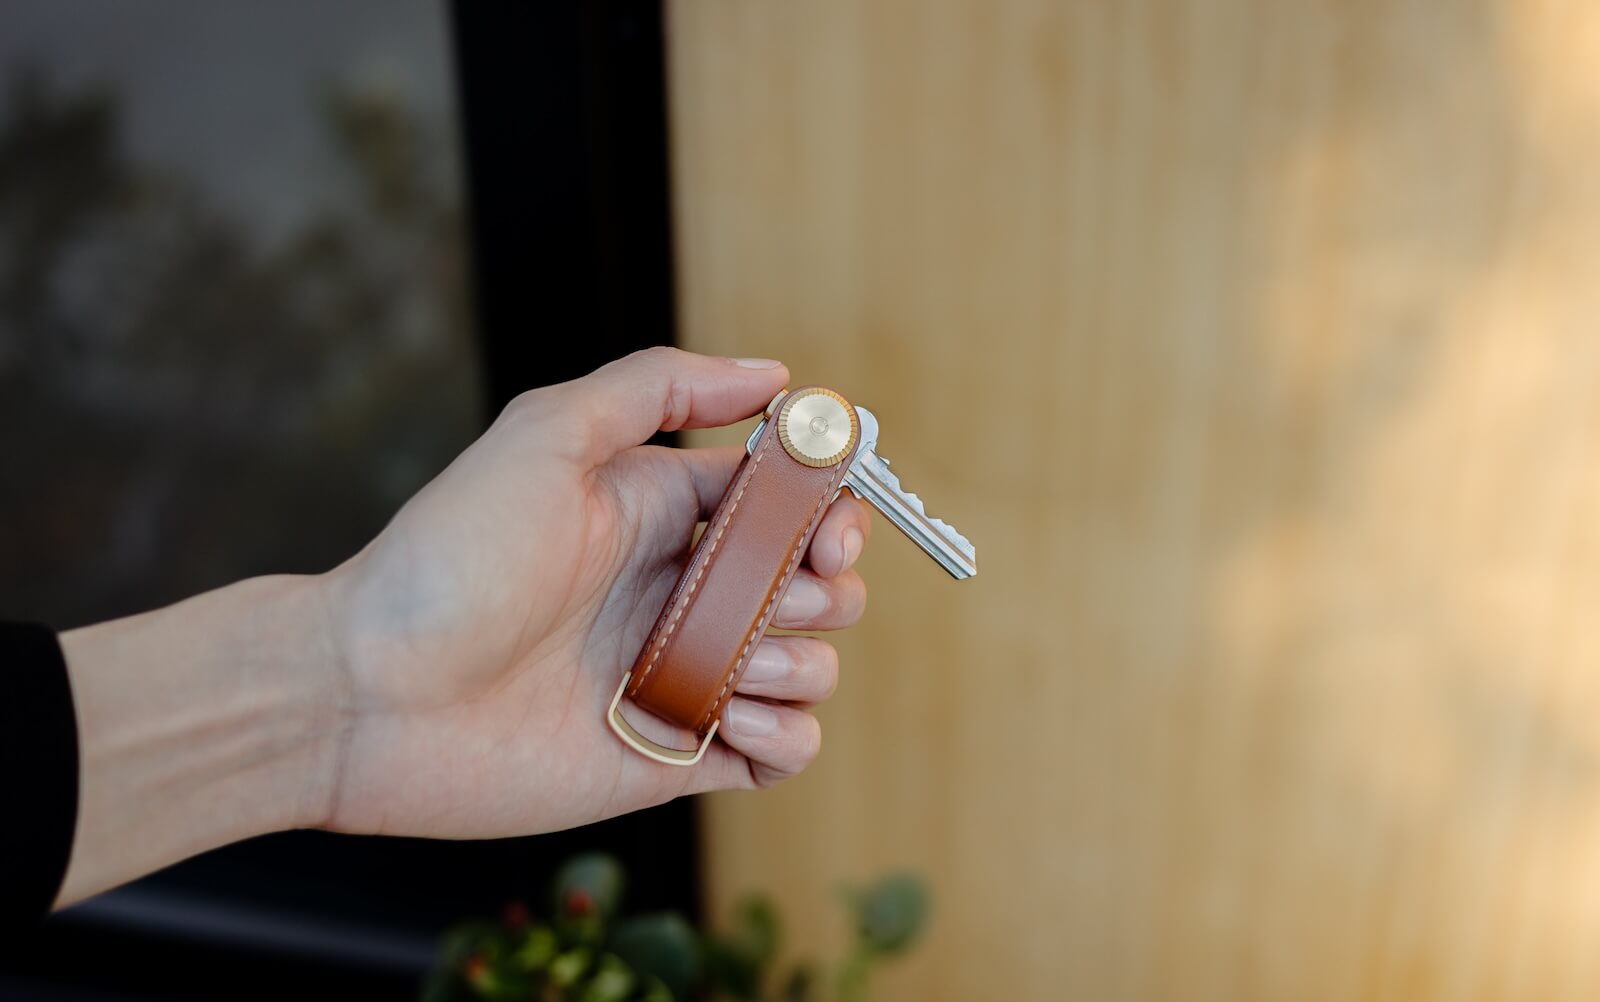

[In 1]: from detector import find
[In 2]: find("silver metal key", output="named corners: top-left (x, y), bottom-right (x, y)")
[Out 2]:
top-left (745, 402), bottom-right (977, 579)
top-left (842, 405), bottom-right (976, 578)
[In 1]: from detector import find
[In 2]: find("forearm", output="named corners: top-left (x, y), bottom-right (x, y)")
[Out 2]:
top-left (54, 575), bottom-right (346, 908)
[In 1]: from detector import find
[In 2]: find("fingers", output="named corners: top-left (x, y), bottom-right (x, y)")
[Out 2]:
top-left (679, 451), bottom-right (874, 580)
top-left (665, 638), bottom-right (841, 793)
top-left (679, 450), bottom-right (874, 630)
top-left (806, 492), bottom-right (872, 579)
top-left (545, 347), bottom-right (788, 467)
top-left (735, 636), bottom-right (838, 702)
top-left (773, 568), bottom-right (866, 631)
top-left (714, 697), bottom-right (823, 786)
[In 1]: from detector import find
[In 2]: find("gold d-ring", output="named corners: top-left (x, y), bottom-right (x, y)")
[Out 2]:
top-left (607, 672), bottom-right (718, 766)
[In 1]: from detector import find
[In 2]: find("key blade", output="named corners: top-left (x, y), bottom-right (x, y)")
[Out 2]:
top-left (845, 451), bottom-right (977, 579)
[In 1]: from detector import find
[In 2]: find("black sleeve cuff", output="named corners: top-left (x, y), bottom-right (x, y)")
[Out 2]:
top-left (1, 622), bottom-right (80, 925)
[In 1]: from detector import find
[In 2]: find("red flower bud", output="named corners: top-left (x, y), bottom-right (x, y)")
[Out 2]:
top-left (465, 953), bottom-right (489, 985)
top-left (565, 888), bottom-right (595, 917)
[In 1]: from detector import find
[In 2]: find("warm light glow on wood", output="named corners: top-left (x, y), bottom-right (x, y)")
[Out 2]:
top-left (671, 1), bottom-right (1600, 998)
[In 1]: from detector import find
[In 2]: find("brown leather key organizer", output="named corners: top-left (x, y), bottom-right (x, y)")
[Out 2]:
top-left (607, 384), bottom-right (976, 765)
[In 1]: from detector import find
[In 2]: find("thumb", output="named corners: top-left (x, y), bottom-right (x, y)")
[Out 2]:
top-left (551, 347), bottom-right (789, 465)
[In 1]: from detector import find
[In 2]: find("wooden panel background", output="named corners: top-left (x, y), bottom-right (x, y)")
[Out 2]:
top-left (666, 2), bottom-right (1600, 999)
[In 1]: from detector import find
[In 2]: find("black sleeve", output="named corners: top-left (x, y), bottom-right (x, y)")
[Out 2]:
top-left (1, 622), bottom-right (79, 926)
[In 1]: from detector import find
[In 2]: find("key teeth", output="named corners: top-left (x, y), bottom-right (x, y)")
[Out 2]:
top-left (875, 463), bottom-right (931, 518)
top-left (929, 517), bottom-right (975, 553)
top-left (863, 452), bottom-right (974, 556)
top-left (874, 461), bottom-right (923, 512)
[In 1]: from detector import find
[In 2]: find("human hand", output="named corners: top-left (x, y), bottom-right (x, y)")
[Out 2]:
top-left (315, 348), bottom-right (874, 839)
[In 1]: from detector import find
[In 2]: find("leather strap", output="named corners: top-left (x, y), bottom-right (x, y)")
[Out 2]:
top-left (613, 386), bottom-right (859, 760)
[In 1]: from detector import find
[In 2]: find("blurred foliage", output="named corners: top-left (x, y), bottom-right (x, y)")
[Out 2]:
top-left (0, 67), bottom-right (480, 627)
top-left (422, 854), bottom-right (928, 1002)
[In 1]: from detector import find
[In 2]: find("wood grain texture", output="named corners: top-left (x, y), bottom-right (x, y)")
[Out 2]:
top-left (667, 2), bottom-right (1600, 998)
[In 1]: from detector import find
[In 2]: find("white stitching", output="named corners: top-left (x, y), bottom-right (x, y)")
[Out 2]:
top-left (697, 479), bottom-right (834, 733)
top-left (632, 435), bottom-right (771, 691)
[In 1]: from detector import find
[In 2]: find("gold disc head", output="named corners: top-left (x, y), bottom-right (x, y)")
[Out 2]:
top-left (777, 388), bottom-right (858, 467)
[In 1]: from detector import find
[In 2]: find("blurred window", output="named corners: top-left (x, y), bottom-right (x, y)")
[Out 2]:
top-left (0, 1), bottom-right (481, 629)
top-left (0, 7), bottom-right (695, 997)
top-left (0, 4), bottom-right (481, 993)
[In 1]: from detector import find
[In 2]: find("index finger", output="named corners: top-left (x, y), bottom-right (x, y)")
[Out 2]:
top-left (548, 347), bottom-right (789, 467)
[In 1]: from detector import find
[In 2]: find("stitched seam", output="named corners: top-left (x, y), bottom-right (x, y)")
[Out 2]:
top-left (633, 435), bottom-right (772, 692)
top-left (697, 478), bottom-right (835, 733)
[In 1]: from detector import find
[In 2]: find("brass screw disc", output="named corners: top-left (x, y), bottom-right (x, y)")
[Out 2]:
top-left (777, 388), bottom-right (857, 467)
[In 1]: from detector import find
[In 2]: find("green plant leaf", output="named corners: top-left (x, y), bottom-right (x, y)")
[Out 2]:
top-left (850, 874), bottom-right (930, 956)
top-left (610, 913), bottom-right (700, 999)
top-left (637, 976), bottom-right (675, 1002)
top-left (550, 946), bottom-right (594, 988)
top-left (553, 853), bottom-right (626, 921)
top-left (702, 893), bottom-right (780, 999)
top-left (701, 937), bottom-right (761, 1000)
top-left (470, 959), bottom-right (536, 1002)
top-left (732, 895), bottom-right (779, 965)
top-left (577, 954), bottom-right (637, 1002)
top-left (512, 925), bottom-right (558, 971)
top-left (438, 921), bottom-right (504, 970)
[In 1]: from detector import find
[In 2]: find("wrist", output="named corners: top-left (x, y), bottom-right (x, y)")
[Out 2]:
top-left (55, 574), bottom-right (349, 905)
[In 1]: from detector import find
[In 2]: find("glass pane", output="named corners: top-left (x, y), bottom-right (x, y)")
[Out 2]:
top-left (0, 1), bottom-right (481, 630)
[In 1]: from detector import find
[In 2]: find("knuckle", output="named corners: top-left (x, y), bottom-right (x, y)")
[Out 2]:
top-left (498, 385), bottom-right (590, 457)
top-left (662, 375), bottom-right (695, 432)
top-left (498, 386), bottom-right (557, 427)
top-left (635, 344), bottom-right (682, 364)
top-left (624, 346), bottom-right (695, 432)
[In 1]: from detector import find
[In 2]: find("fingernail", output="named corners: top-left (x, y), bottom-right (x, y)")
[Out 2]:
top-left (733, 357), bottom-right (783, 369)
top-left (727, 699), bottom-right (779, 736)
top-left (742, 643), bottom-right (792, 683)
top-left (842, 526), bottom-right (864, 570)
top-left (780, 576), bottom-right (828, 621)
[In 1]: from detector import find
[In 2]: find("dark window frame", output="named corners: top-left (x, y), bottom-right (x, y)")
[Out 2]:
top-left (3, 3), bottom-right (696, 998)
